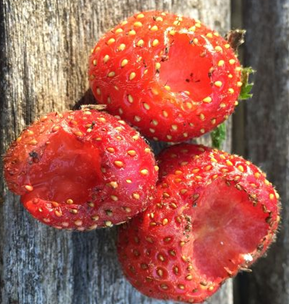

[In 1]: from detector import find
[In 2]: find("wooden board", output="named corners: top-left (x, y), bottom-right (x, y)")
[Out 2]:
top-left (242, 0), bottom-right (289, 303)
top-left (0, 1), bottom-right (233, 303)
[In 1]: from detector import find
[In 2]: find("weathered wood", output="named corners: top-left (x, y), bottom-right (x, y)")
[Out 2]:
top-left (242, 1), bottom-right (289, 304)
top-left (0, 1), bottom-right (233, 303)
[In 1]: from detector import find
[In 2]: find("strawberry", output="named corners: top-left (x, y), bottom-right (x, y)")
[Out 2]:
top-left (89, 11), bottom-right (242, 142)
top-left (117, 144), bottom-right (280, 303)
top-left (4, 109), bottom-right (158, 230)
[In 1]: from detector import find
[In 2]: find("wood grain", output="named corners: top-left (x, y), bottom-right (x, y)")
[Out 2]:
top-left (242, 0), bottom-right (289, 303)
top-left (0, 1), bottom-right (232, 303)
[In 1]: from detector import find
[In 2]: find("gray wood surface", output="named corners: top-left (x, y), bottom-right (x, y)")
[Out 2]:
top-left (242, 0), bottom-right (289, 304)
top-left (0, 1), bottom-right (233, 303)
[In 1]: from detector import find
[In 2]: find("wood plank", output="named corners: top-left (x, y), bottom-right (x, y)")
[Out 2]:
top-left (0, 1), bottom-right (232, 303)
top-left (242, 0), bottom-right (289, 303)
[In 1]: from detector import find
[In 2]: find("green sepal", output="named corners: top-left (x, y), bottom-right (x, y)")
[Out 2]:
top-left (239, 67), bottom-right (254, 100)
top-left (211, 123), bottom-right (226, 149)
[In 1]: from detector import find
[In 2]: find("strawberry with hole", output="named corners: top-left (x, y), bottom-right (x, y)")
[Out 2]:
top-left (4, 109), bottom-right (158, 231)
top-left (89, 11), bottom-right (242, 142)
top-left (117, 144), bottom-right (280, 303)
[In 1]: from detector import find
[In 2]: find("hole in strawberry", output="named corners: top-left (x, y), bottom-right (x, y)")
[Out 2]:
top-left (22, 128), bottom-right (102, 206)
top-left (191, 178), bottom-right (269, 280)
top-left (158, 32), bottom-right (213, 100)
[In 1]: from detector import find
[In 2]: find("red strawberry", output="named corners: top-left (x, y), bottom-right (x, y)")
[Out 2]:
top-left (117, 144), bottom-right (280, 303)
top-left (4, 109), bottom-right (158, 230)
top-left (89, 11), bottom-right (242, 142)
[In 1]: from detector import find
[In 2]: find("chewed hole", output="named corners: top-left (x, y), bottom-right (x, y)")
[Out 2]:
top-left (157, 32), bottom-right (213, 101)
top-left (191, 178), bottom-right (269, 280)
top-left (22, 128), bottom-right (101, 205)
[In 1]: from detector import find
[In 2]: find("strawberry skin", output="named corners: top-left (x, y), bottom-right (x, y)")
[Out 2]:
top-left (4, 109), bottom-right (158, 230)
top-left (117, 144), bottom-right (280, 303)
top-left (89, 11), bottom-right (242, 142)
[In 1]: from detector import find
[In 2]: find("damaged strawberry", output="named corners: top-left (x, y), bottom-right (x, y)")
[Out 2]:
top-left (89, 11), bottom-right (243, 142)
top-left (117, 144), bottom-right (280, 303)
top-left (4, 109), bottom-right (158, 230)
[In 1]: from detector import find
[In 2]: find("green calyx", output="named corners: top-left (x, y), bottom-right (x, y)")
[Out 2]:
top-left (211, 123), bottom-right (226, 149)
top-left (239, 67), bottom-right (254, 100)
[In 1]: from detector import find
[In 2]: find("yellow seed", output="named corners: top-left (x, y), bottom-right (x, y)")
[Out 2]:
top-left (164, 85), bottom-right (171, 91)
top-left (154, 166), bottom-right (159, 172)
top-left (229, 59), bottom-right (236, 65)
top-left (200, 113), bottom-right (205, 120)
top-left (66, 199), bottom-right (74, 204)
top-left (137, 39), bottom-right (144, 47)
top-left (237, 165), bottom-right (244, 172)
top-left (183, 132), bottom-right (188, 137)
top-left (152, 119), bottom-right (158, 126)
top-left (237, 81), bottom-right (243, 87)
top-left (151, 25), bottom-right (158, 31)
top-left (228, 88), bottom-right (234, 94)
top-left (96, 88), bottom-right (101, 95)
top-left (220, 103), bottom-right (226, 108)
top-left (134, 21), bottom-right (143, 27)
top-left (206, 33), bottom-right (213, 38)
top-left (126, 179), bottom-right (132, 184)
top-left (92, 59), bottom-right (97, 66)
top-left (106, 147), bottom-right (115, 153)
top-left (140, 169), bottom-right (149, 175)
top-left (129, 30), bottom-right (136, 36)
top-left (152, 39), bottom-right (159, 47)
top-left (215, 46), bottom-right (223, 52)
top-left (171, 125), bottom-right (178, 131)
top-left (127, 150), bottom-right (136, 156)
top-left (226, 160), bottom-right (233, 166)
top-left (105, 221), bottom-right (113, 227)
top-left (203, 96), bottom-right (212, 103)
top-left (115, 28), bottom-right (123, 33)
top-left (25, 185), bottom-right (33, 192)
top-left (111, 195), bottom-right (118, 201)
top-left (155, 62), bottom-right (161, 70)
top-left (169, 30), bottom-right (176, 35)
top-left (162, 110), bottom-right (168, 117)
top-left (218, 60), bottom-right (225, 66)
top-left (134, 116), bottom-right (141, 122)
top-left (225, 43), bottom-right (230, 48)
top-left (114, 161), bottom-right (124, 168)
top-left (200, 129), bottom-right (205, 134)
top-left (121, 59), bottom-right (128, 67)
top-left (162, 218), bottom-right (169, 225)
top-left (136, 13), bottom-right (144, 19)
top-left (214, 81), bottom-right (223, 87)
top-left (149, 128), bottom-right (155, 133)
top-left (133, 193), bottom-right (140, 199)
top-left (118, 43), bottom-right (126, 51)
top-left (255, 172), bottom-right (261, 178)
top-left (269, 193), bottom-right (275, 200)
top-left (228, 74), bottom-right (233, 78)
top-left (143, 103), bottom-right (150, 110)
top-left (128, 95), bottom-right (134, 103)
top-left (167, 135), bottom-right (172, 140)
top-left (74, 220), bottom-right (83, 226)
top-left (108, 71), bottom-right (115, 77)
top-left (129, 72), bottom-right (136, 80)
top-left (156, 16), bottom-right (163, 22)
top-left (107, 38), bottom-right (115, 45)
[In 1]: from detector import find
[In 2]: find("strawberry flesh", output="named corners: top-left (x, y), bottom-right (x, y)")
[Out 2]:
top-left (158, 33), bottom-right (213, 101)
top-left (21, 128), bottom-right (101, 207)
top-left (192, 178), bottom-right (268, 280)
